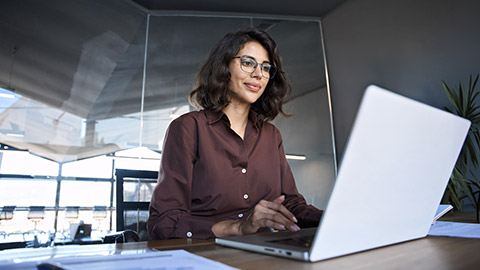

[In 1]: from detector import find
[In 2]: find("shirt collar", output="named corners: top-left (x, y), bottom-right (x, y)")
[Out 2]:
top-left (248, 110), bottom-right (261, 131)
top-left (204, 109), bottom-right (261, 130)
top-left (204, 109), bottom-right (225, 125)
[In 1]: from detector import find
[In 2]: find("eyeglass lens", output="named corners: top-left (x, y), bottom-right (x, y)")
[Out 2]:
top-left (236, 56), bottom-right (276, 79)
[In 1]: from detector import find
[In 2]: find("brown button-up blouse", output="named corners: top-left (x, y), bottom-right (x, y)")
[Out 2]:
top-left (147, 109), bottom-right (322, 240)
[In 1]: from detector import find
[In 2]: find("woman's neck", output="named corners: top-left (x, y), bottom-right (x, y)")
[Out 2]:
top-left (223, 103), bottom-right (250, 140)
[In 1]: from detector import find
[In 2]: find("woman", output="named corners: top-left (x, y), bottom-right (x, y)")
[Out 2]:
top-left (147, 28), bottom-right (322, 240)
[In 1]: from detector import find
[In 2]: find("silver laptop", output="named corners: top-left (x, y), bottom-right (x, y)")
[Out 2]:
top-left (216, 85), bottom-right (470, 262)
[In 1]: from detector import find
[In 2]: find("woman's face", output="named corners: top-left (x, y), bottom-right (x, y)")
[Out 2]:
top-left (228, 41), bottom-right (270, 106)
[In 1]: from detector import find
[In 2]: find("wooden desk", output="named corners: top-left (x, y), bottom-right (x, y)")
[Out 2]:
top-left (1, 235), bottom-right (479, 269)
top-left (114, 236), bottom-right (480, 270)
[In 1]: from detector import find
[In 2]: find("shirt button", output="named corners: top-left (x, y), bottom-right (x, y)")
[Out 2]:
top-left (243, 194), bottom-right (248, 199)
top-left (241, 168), bottom-right (247, 174)
top-left (238, 213), bottom-right (244, 218)
top-left (186, 231), bottom-right (192, 238)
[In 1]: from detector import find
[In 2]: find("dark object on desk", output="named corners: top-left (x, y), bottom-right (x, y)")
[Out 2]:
top-left (104, 229), bottom-right (139, 243)
top-left (53, 236), bottom-right (103, 246)
top-left (37, 262), bottom-right (69, 270)
top-left (71, 222), bottom-right (91, 240)
top-left (0, 241), bottom-right (27, 250)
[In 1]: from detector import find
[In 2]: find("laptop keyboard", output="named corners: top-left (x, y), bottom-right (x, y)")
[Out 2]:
top-left (267, 235), bottom-right (314, 248)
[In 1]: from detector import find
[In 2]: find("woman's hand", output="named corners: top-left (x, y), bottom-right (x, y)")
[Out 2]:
top-left (212, 195), bottom-right (300, 237)
top-left (238, 195), bottom-right (300, 234)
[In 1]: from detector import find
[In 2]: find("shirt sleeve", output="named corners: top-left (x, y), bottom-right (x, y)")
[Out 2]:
top-left (147, 115), bottom-right (216, 240)
top-left (274, 128), bottom-right (324, 228)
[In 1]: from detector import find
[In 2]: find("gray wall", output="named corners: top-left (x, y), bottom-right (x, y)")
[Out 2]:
top-left (322, 0), bottom-right (480, 158)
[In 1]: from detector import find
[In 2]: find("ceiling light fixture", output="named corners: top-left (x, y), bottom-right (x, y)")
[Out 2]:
top-left (285, 154), bottom-right (307, 161)
top-left (0, 93), bottom-right (15, 99)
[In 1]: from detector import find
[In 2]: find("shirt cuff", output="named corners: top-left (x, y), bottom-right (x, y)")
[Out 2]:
top-left (174, 215), bottom-right (217, 239)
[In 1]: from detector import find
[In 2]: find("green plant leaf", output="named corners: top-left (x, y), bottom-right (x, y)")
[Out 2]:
top-left (442, 74), bottom-right (480, 214)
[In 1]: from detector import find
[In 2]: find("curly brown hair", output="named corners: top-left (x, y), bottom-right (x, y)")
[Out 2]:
top-left (189, 28), bottom-right (291, 121)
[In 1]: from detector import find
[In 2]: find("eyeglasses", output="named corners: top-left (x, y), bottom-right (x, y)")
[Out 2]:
top-left (232, 56), bottom-right (276, 79)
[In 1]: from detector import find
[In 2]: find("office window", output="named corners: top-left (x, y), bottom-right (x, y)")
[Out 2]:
top-left (0, 179), bottom-right (57, 206)
top-left (112, 147), bottom-right (161, 171)
top-left (59, 181), bottom-right (111, 207)
top-left (61, 156), bottom-right (113, 179)
top-left (0, 179), bottom-right (57, 236)
top-left (0, 151), bottom-right (59, 175)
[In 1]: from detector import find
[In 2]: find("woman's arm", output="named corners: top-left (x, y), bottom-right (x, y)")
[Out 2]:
top-left (147, 115), bottom-right (216, 240)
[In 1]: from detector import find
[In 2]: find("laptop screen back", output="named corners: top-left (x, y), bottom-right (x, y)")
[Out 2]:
top-left (310, 85), bottom-right (470, 261)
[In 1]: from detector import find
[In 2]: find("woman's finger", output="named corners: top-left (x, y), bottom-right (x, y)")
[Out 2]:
top-left (272, 195), bottom-right (285, 204)
top-left (250, 202), bottom-right (298, 230)
top-left (259, 199), bottom-right (298, 223)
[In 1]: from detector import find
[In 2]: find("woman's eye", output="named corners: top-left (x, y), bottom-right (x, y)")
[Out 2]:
top-left (262, 65), bottom-right (271, 72)
top-left (241, 60), bottom-right (255, 66)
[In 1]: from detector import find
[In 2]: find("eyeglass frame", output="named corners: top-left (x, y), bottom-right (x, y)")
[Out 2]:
top-left (232, 56), bottom-right (277, 79)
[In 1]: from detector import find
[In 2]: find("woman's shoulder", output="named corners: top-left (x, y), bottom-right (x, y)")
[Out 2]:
top-left (167, 110), bottom-right (205, 132)
top-left (171, 110), bottom-right (207, 125)
top-left (174, 110), bottom-right (203, 121)
top-left (261, 121), bottom-right (281, 135)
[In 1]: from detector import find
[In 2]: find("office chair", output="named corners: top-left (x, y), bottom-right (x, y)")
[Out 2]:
top-left (93, 205), bottom-right (108, 233)
top-left (104, 229), bottom-right (139, 243)
top-left (27, 206), bottom-right (45, 232)
top-left (0, 206), bottom-right (16, 239)
top-left (65, 206), bottom-right (80, 220)
top-left (63, 206), bottom-right (80, 239)
top-left (115, 169), bottom-right (157, 241)
top-left (23, 206), bottom-right (46, 247)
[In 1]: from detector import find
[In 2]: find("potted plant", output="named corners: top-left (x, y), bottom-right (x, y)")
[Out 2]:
top-left (442, 74), bottom-right (480, 222)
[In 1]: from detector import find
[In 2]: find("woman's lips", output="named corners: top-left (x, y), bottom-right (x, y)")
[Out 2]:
top-left (245, 82), bottom-right (261, 91)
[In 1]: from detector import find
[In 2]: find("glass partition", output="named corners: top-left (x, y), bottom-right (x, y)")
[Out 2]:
top-left (0, 1), bottom-right (335, 238)
top-left (143, 15), bottom-right (336, 209)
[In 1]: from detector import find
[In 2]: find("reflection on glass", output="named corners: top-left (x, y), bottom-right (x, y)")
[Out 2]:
top-left (258, 19), bottom-right (336, 209)
top-left (123, 177), bottom-right (156, 202)
top-left (0, 6), bottom-right (335, 234)
top-left (141, 105), bottom-right (190, 150)
top-left (0, 89), bottom-right (113, 163)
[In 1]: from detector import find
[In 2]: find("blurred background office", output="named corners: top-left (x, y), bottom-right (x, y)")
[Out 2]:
top-left (0, 0), bottom-right (338, 245)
